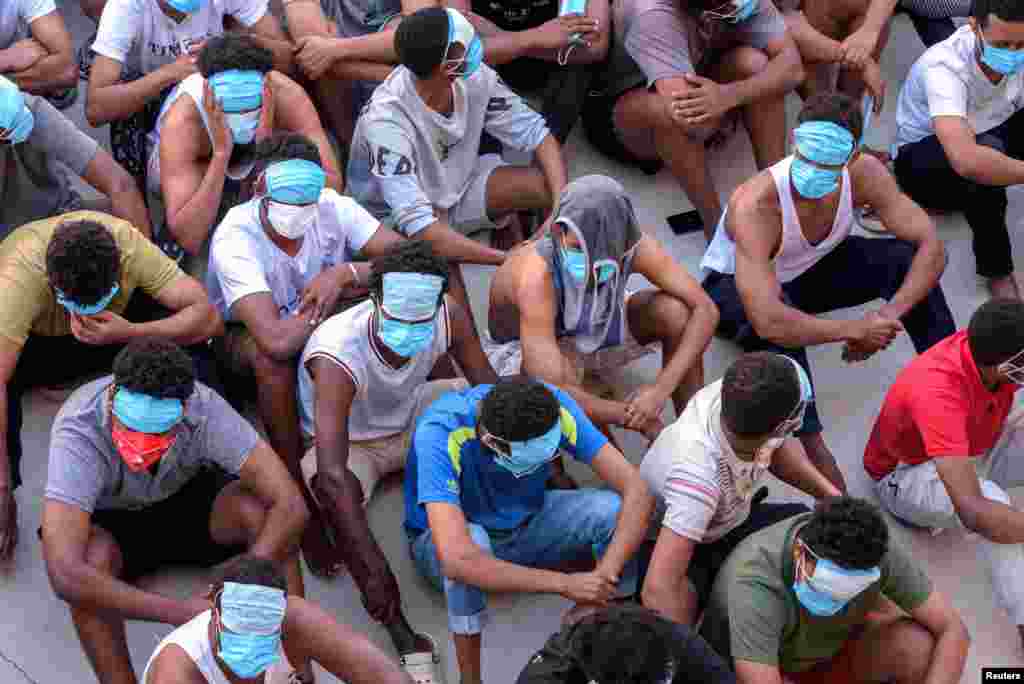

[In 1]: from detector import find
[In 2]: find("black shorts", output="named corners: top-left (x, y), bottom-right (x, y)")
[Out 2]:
top-left (581, 88), bottom-right (665, 176)
top-left (92, 467), bottom-right (245, 582)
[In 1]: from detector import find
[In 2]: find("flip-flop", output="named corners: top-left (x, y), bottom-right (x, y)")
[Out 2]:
top-left (399, 633), bottom-right (443, 684)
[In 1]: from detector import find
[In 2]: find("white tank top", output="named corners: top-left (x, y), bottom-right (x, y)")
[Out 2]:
top-left (142, 610), bottom-right (294, 684)
top-left (700, 156), bottom-right (853, 284)
top-left (146, 74), bottom-right (213, 194)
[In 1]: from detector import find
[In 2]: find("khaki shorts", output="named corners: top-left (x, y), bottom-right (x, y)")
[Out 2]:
top-left (301, 378), bottom-right (468, 505)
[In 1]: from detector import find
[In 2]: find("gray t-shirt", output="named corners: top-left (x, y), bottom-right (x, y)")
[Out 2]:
top-left (45, 377), bottom-right (259, 514)
top-left (319, 0), bottom-right (401, 38)
top-left (601, 0), bottom-right (786, 97)
top-left (0, 94), bottom-right (100, 237)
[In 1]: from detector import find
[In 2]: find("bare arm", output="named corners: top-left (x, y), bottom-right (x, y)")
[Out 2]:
top-left (447, 299), bottom-right (500, 386)
top-left (534, 134), bottom-right (567, 216)
top-left (42, 500), bottom-right (201, 625)
top-left (245, 13), bottom-right (297, 75)
top-left (631, 234), bottom-right (718, 401)
top-left (85, 54), bottom-right (195, 127)
top-left (6, 12), bottom-right (76, 93)
top-left (414, 219), bottom-right (506, 266)
top-left (272, 73), bottom-right (344, 191)
top-left (466, 8), bottom-right (609, 66)
top-left (641, 526), bottom-right (699, 624)
top-left (588, 443), bottom-right (655, 578)
top-left (127, 275), bottom-right (222, 344)
top-left (232, 292), bottom-right (316, 361)
top-left (735, 660), bottom-right (784, 684)
top-left (852, 154), bottom-right (946, 320)
top-left (768, 438), bottom-right (842, 498)
top-left (934, 455), bottom-right (1024, 544)
top-left (237, 440), bottom-right (310, 560)
top-left (284, 598), bottom-right (411, 684)
top-left (934, 115), bottom-right (1024, 186)
top-left (724, 35), bottom-right (804, 108)
top-left (909, 591), bottom-right (969, 684)
top-left (80, 149), bottom-right (153, 239)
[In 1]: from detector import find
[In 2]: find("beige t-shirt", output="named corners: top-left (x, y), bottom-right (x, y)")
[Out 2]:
top-left (0, 210), bottom-right (183, 344)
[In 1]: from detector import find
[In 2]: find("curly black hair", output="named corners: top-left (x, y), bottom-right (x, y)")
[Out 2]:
top-left (800, 497), bottom-right (889, 570)
top-left (369, 242), bottom-right (450, 302)
top-left (197, 32), bottom-right (274, 78)
top-left (565, 605), bottom-right (735, 683)
top-left (973, 0), bottom-right (1024, 25)
top-left (968, 298), bottom-right (1024, 367)
top-left (480, 376), bottom-right (560, 443)
top-left (797, 92), bottom-right (863, 145)
top-left (46, 219), bottom-right (121, 305)
top-left (252, 132), bottom-right (321, 168)
top-left (112, 339), bottom-right (196, 401)
top-left (214, 556), bottom-right (287, 595)
top-left (721, 353), bottom-right (801, 437)
top-left (395, 7), bottom-right (450, 78)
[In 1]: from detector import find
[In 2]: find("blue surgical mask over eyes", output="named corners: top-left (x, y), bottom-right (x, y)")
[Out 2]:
top-left (209, 70), bottom-right (264, 143)
top-left (264, 159), bottom-right (326, 205)
top-left (0, 76), bottom-right (34, 145)
top-left (165, 0), bottom-right (204, 13)
top-left (790, 121), bottom-right (854, 199)
top-left (55, 283), bottom-right (120, 316)
top-left (113, 388), bottom-right (185, 434)
top-left (792, 540), bottom-right (880, 617)
top-left (489, 419), bottom-right (563, 478)
top-left (979, 32), bottom-right (1024, 76)
top-left (216, 582), bottom-right (287, 678)
top-left (444, 8), bottom-right (483, 79)
top-left (376, 272), bottom-right (442, 357)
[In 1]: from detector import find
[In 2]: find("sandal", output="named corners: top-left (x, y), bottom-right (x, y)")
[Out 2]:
top-left (399, 633), bottom-right (443, 684)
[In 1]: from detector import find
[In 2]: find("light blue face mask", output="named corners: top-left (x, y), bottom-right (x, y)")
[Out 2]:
top-left (55, 283), bottom-right (120, 316)
top-left (264, 159), bottom-right (326, 205)
top-left (703, 0), bottom-right (759, 23)
top-left (490, 419), bottom-right (563, 478)
top-left (216, 582), bottom-right (287, 678)
top-left (208, 70), bottom-right (265, 144)
top-left (113, 388), bottom-right (184, 434)
top-left (980, 33), bottom-right (1024, 76)
top-left (792, 540), bottom-right (880, 617)
top-left (0, 76), bottom-right (35, 144)
top-left (164, 0), bottom-right (204, 14)
top-left (791, 121), bottom-right (855, 199)
top-left (560, 247), bottom-right (616, 285)
top-left (376, 272), bottom-right (444, 357)
top-left (444, 8), bottom-right (484, 79)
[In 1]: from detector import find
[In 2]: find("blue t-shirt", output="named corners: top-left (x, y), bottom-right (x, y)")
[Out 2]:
top-left (404, 383), bottom-right (609, 534)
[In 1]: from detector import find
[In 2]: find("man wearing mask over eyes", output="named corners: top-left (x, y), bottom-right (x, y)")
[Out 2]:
top-left (143, 557), bottom-right (413, 684)
top-left (0, 75), bottom-right (151, 239)
top-left (486, 174), bottom-right (719, 482)
top-left (41, 340), bottom-right (310, 684)
top-left (207, 132), bottom-right (404, 576)
top-left (153, 33), bottom-right (341, 268)
top-left (639, 352), bottom-right (841, 627)
top-left (893, 0), bottom-right (1024, 300)
top-left (404, 376), bottom-right (654, 684)
top-left (700, 92), bottom-right (954, 493)
top-left (581, 0), bottom-right (803, 241)
top-left (295, 243), bottom-right (497, 679)
top-left (699, 497), bottom-right (969, 684)
top-left (348, 7), bottom-right (567, 268)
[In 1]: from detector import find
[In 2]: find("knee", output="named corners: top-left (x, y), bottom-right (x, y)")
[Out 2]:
top-left (585, 490), bottom-right (624, 535)
top-left (651, 294), bottom-right (693, 342)
top-left (887, 618), bottom-right (937, 679)
top-left (652, 95), bottom-right (716, 142)
top-left (236, 494), bottom-right (270, 546)
top-left (730, 47), bottom-right (770, 80)
top-left (247, 345), bottom-right (297, 386)
top-left (84, 534), bottom-right (123, 577)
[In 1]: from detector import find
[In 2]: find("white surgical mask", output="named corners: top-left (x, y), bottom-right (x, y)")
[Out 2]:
top-left (267, 200), bottom-right (317, 239)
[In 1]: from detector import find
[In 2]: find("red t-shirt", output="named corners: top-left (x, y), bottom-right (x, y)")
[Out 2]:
top-left (864, 330), bottom-right (1018, 481)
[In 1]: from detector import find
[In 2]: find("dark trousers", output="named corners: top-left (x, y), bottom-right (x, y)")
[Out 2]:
top-left (903, 12), bottom-right (956, 47)
top-left (895, 109), bottom-right (1024, 279)
top-left (703, 236), bottom-right (956, 434)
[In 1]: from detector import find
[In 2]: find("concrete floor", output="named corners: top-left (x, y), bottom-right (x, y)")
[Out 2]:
top-left (4, 3), bottom-right (1024, 682)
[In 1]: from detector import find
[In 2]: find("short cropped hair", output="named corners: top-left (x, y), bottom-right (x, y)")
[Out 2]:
top-left (197, 32), bottom-right (274, 77)
top-left (368, 242), bottom-right (450, 301)
top-left (797, 92), bottom-right (863, 144)
top-left (479, 377), bottom-right (560, 443)
top-left (721, 353), bottom-right (802, 437)
top-left (801, 497), bottom-right (889, 570)
top-left (252, 132), bottom-right (322, 168)
top-left (968, 298), bottom-right (1024, 367)
top-left (972, 0), bottom-right (1024, 25)
top-left (112, 339), bottom-right (196, 401)
top-left (395, 7), bottom-right (450, 79)
top-left (46, 219), bottom-right (121, 305)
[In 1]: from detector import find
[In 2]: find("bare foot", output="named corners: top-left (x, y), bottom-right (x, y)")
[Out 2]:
top-left (988, 274), bottom-right (1021, 300)
top-left (300, 516), bottom-right (343, 578)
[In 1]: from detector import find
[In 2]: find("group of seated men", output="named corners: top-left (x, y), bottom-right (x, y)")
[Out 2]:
top-left (2, 0), bottom-right (1024, 680)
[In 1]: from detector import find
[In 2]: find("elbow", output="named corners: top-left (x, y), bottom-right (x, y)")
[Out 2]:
top-left (58, 56), bottom-right (78, 91)
top-left (167, 218), bottom-right (206, 257)
top-left (48, 561), bottom-right (81, 604)
top-left (947, 152), bottom-right (977, 181)
top-left (109, 167), bottom-right (141, 204)
top-left (85, 97), bottom-right (109, 128)
top-left (750, 313), bottom-right (789, 346)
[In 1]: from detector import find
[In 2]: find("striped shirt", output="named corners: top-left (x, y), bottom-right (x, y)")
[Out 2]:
top-left (640, 381), bottom-right (765, 543)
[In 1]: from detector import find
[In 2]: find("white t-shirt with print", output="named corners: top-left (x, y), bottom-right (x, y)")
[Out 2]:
top-left (207, 189), bottom-right (380, 320)
top-left (297, 298), bottom-right (453, 440)
top-left (895, 25), bottom-right (1024, 150)
top-left (92, 0), bottom-right (268, 76)
top-left (0, 0), bottom-right (55, 49)
top-left (639, 380), bottom-right (769, 543)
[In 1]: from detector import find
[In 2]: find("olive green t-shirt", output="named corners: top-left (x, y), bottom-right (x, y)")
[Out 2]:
top-left (699, 513), bottom-right (933, 674)
top-left (0, 210), bottom-right (183, 345)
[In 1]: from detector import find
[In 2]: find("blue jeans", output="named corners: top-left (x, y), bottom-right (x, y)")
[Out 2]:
top-left (408, 489), bottom-right (638, 635)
